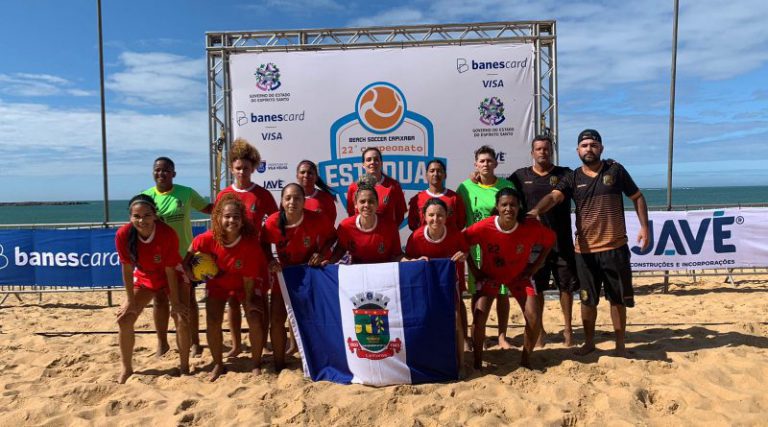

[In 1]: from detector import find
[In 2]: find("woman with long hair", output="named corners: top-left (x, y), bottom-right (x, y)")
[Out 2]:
top-left (184, 193), bottom-right (268, 381)
top-left (115, 194), bottom-right (190, 383)
top-left (262, 183), bottom-right (337, 371)
top-left (296, 160), bottom-right (337, 225)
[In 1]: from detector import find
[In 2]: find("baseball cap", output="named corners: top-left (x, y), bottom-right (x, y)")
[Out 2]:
top-left (577, 129), bottom-right (602, 143)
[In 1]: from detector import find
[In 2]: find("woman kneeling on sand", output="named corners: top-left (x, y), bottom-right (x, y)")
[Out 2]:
top-left (115, 194), bottom-right (191, 384)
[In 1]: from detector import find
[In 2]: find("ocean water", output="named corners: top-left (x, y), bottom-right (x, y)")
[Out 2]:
top-left (0, 186), bottom-right (765, 225)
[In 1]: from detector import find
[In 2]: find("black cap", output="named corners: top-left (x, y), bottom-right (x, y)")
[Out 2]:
top-left (577, 129), bottom-right (602, 143)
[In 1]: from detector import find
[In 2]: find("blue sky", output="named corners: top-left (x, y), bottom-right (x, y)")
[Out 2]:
top-left (1, 0), bottom-right (767, 202)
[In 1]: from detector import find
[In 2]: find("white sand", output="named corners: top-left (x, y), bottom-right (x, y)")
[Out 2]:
top-left (1, 276), bottom-right (767, 426)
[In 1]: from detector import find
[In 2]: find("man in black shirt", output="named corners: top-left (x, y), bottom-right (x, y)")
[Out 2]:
top-left (529, 129), bottom-right (649, 357)
top-left (511, 135), bottom-right (579, 347)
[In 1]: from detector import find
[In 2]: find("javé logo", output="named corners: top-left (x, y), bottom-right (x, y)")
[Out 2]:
top-left (0, 244), bottom-right (8, 270)
top-left (479, 97), bottom-right (505, 126)
top-left (631, 211), bottom-right (741, 256)
top-left (254, 63), bottom-right (281, 91)
top-left (356, 83), bottom-right (406, 134)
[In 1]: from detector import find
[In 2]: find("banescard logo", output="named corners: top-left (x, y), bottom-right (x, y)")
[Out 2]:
top-left (0, 244), bottom-right (9, 270)
top-left (347, 292), bottom-right (402, 360)
top-left (319, 82), bottom-right (444, 223)
top-left (235, 110), bottom-right (306, 127)
top-left (631, 211), bottom-right (741, 256)
top-left (255, 62), bottom-right (281, 91)
top-left (456, 57), bottom-right (528, 73)
top-left (479, 97), bottom-right (505, 126)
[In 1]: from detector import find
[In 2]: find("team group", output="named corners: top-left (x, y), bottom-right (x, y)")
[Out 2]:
top-left (114, 128), bottom-right (650, 383)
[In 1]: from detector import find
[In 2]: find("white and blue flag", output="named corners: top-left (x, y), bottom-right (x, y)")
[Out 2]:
top-left (280, 260), bottom-right (458, 386)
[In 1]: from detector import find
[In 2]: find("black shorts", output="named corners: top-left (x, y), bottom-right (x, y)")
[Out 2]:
top-left (533, 250), bottom-right (579, 294)
top-left (575, 245), bottom-right (634, 307)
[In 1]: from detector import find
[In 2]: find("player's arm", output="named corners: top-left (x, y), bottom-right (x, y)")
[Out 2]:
top-left (200, 204), bottom-right (213, 214)
top-left (527, 190), bottom-right (564, 218)
top-left (181, 244), bottom-right (197, 283)
top-left (243, 277), bottom-right (263, 317)
top-left (630, 191), bottom-right (650, 251)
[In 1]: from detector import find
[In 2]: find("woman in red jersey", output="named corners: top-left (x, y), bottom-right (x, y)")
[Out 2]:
top-left (464, 188), bottom-right (555, 370)
top-left (405, 198), bottom-right (471, 351)
top-left (262, 183), bottom-right (337, 372)
top-left (296, 160), bottom-right (338, 225)
top-left (115, 194), bottom-right (190, 384)
top-left (331, 175), bottom-right (406, 264)
top-left (215, 139), bottom-right (278, 358)
top-left (184, 194), bottom-right (268, 381)
top-left (345, 147), bottom-right (406, 226)
top-left (407, 159), bottom-right (467, 232)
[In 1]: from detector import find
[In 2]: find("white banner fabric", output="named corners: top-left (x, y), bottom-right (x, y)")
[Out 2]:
top-left (229, 44), bottom-right (535, 232)
top-left (617, 208), bottom-right (768, 271)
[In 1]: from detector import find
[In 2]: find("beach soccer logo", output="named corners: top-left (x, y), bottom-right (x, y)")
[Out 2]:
top-left (319, 82), bottom-right (442, 217)
top-left (254, 63), bottom-right (281, 91)
top-left (347, 292), bottom-right (402, 360)
top-left (478, 97), bottom-right (506, 126)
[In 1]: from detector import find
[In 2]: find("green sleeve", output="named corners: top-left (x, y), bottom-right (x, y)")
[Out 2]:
top-left (189, 188), bottom-right (208, 211)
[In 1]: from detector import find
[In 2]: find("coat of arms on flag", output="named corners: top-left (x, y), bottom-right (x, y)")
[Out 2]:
top-left (279, 260), bottom-right (458, 386)
top-left (347, 292), bottom-right (402, 360)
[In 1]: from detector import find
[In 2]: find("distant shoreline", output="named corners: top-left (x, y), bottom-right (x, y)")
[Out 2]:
top-left (0, 201), bottom-right (88, 207)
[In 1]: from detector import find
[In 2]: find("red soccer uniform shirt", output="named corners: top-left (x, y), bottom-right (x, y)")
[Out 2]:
top-left (345, 175), bottom-right (406, 225)
top-left (262, 210), bottom-right (337, 266)
top-left (336, 215), bottom-right (402, 264)
top-left (405, 225), bottom-right (469, 291)
top-left (303, 189), bottom-right (338, 225)
top-left (407, 189), bottom-right (467, 231)
top-left (216, 183), bottom-right (278, 232)
top-left (191, 230), bottom-right (268, 299)
top-left (115, 221), bottom-right (182, 291)
top-left (463, 217), bottom-right (555, 288)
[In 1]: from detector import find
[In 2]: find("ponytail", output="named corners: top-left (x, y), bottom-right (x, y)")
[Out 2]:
top-left (126, 194), bottom-right (157, 268)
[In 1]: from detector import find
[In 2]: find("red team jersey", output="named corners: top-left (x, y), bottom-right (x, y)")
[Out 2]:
top-left (407, 189), bottom-right (467, 231)
top-left (303, 189), bottom-right (337, 225)
top-left (216, 183), bottom-right (278, 233)
top-left (115, 222), bottom-right (182, 291)
top-left (336, 215), bottom-right (402, 264)
top-left (345, 175), bottom-right (407, 225)
top-left (262, 210), bottom-right (337, 266)
top-left (405, 225), bottom-right (469, 292)
top-left (191, 231), bottom-right (268, 300)
top-left (464, 217), bottom-right (555, 298)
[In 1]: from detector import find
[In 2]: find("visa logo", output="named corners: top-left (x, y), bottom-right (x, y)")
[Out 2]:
top-left (482, 80), bottom-right (504, 88)
top-left (261, 132), bottom-right (283, 141)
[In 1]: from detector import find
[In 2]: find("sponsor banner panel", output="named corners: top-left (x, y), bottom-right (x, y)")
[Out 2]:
top-left (0, 227), bottom-right (206, 287)
top-left (623, 208), bottom-right (768, 271)
top-left (229, 44), bottom-right (535, 232)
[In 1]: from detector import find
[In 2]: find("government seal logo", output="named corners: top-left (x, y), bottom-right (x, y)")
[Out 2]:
top-left (255, 63), bottom-right (281, 92)
top-left (347, 292), bottom-right (402, 360)
top-left (478, 96), bottom-right (506, 126)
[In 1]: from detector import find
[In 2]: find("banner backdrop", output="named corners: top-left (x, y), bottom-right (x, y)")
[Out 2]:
top-left (229, 44), bottom-right (535, 230)
top-left (0, 227), bottom-right (206, 287)
top-left (621, 208), bottom-right (768, 271)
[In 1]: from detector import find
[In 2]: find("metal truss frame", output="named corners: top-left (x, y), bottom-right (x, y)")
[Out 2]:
top-left (205, 21), bottom-right (557, 198)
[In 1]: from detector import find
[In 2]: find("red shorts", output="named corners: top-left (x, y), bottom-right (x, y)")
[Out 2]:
top-left (477, 279), bottom-right (536, 302)
top-left (207, 279), bottom-right (265, 303)
top-left (132, 270), bottom-right (186, 295)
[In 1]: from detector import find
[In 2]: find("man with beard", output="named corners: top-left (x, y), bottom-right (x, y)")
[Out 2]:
top-left (510, 135), bottom-right (578, 348)
top-left (528, 129), bottom-right (649, 357)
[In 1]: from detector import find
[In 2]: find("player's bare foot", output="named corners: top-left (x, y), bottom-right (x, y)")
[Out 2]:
top-left (535, 332), bottom-right (547, 349)
top-left (225, 346), bottom-right (242, 359)
top-left (190, 343), bottom-right (203, 358)
top-left (519, 351), bottom-right (532, 369)
top-left (563, 330), bottom-right (576, 347)
top-left (574, 343), bottom-right (596, 356)
top-left (180, 364), bottom-right (190, 376)
top-left (155, 341), bottom-right (170, 358)
top-left (613, 344), bottom-right (628, 358)
top-left (498, 335), bottom-right (514, 350)
top-left (209, 363), bottom-right (227, 382)
top-left (118, 368), bottom-right (133, 384)
top-left (285, 340), bottom-right (297, 356)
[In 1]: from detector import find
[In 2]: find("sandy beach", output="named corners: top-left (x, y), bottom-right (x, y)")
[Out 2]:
top-left (1, 275), bottom-right (767, 426)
